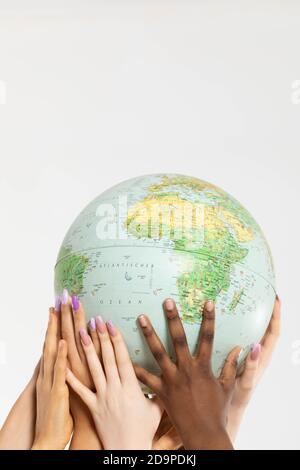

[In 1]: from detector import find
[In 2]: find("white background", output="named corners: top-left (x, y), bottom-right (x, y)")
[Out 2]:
top-left (0, 0), bottom-right (299, 449)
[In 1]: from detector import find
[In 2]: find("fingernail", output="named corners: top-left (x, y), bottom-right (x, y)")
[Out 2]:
top-left (250, 343), bottom-right (261, 361)
top-left (96, 315), bottom-right (106, 334)
top-left (238, 348), bottom-right (244, 362)
top-left (205, 300), bottom-right (214, 312)
top-left (107, 320), bottom-right (117, 336)
top-left (71, 295), bottom-right (79, 311)
top-left (89, 317), bottom-right (96, 330)
top-left (164, 298), bottom-right (175, 311)
top-left (55, 295), bottom-right (61, 312)
top-left (139, 314), bottom-right (148, 328)
top-left (62, 288), bottom-right (69, 305)
top-left (79, 328), bottom-right (91, 346)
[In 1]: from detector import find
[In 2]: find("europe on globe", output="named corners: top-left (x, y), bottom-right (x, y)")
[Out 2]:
top-left (54, 174), bottom-right (275, 375)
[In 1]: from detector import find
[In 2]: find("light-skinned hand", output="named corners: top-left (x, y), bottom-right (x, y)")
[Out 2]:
top-left (59, 290), bottom-right (102, 449)
top-left (66, 316), bottom-right (163, 450)
top-left (32, 308), bottom-right (72, 450)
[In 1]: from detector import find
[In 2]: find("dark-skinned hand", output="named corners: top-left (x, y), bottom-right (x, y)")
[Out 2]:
top-left (134, 299), bottom-right (241, 450)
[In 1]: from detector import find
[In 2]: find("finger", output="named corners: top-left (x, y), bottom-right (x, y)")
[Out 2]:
top-left (163, 299), bottom-right (190, 366)
top-left (71, 296), bottom-right (87, 362)
top-left (79, 328), bottom-right (106, 393)
top-left (96, 316), bottom-right (120, 384)
top-left (196, 301), bottom-right (215, 367)
top-left (54, 295), bottom-right (62, 339)
top-left (148, 395), bottom-right (164, 429)
top-left (257, 296), bottom-right (281, 380)
top-left (153, 412), bottom-right (171, 440)
top-left (32, 358), bottom-right (41, 382)
top-left (133, 363), bottom-right (163, 394)
top-left (88, 318), bottom-right (101, 357)
top-left (219, 346), bottom-right (242, 393)
top-left (106, 321), bottom-right (137, 384)
top-left (43, 308), bottom-right (59, 381)
top-left (36, 356), bottom-right (43, 383)
top-left (40, 346), bottom-right (44, 377)
top-left (60, 289), bottom-right (80, 363)
top-left (138, 315), bottom-right (175, 375)
top-left (238, 344), bottom-right (260, 392)
top-left (52, 339), bottom-right (68, 391)
top-left (261, 295), bottom-right (281, 349)
top-left (66, 367), bottom-right (95, 409)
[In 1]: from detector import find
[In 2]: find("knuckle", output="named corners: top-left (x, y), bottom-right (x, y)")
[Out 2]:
top-left (203, 311), bottom-right (215, 321)
top-left (99, 332), bottom-right (110, 343)
top-left (112, 333), bottom-right (123, 344)
top-left (44, 345), bottom-right (56, 359)
top-left (240, 382), bottom-right (253, 392)
top-left (61, 330), bottom-right (73, 343)
top-left (225, 358), bottom-right (238, 369)
top-left (153, 349), bottom-right (166, 363)
top-left (166, 310), bottom-right (179, 321)
top-left (218, 377), bottom-right (227, 388)
top-left (201, 332), bottom-right (214, 343)
top-left (143, 326), bottom-right (153, 338)
top-left (54, 384), bottom-right (66, 397)
top-left (198, 361), bottom-right (210, 374)
top-left (55, 360), bottom-right (65, 373)
top-left (173, 335), bottom-right (187, 348)
top-left (180, 368), bottom-right (192, 385)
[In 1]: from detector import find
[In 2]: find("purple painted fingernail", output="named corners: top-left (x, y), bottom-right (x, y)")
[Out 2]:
top-left (55, 295), bottom-right (61, 312)
top-left (79, 328), bottom-right (91, 346)
top-left (89, 317), bottom-right (96, 330)
top-left (72, 295), bottom-right (79, 311)
top-left (62, 288), bottom-right (69, 305)
top-left (107, 320), bottom-right (117, 336)
top-left (96, 315), bottom-right (106, 334)
top-left (250, 343), bottom-right (261, 361)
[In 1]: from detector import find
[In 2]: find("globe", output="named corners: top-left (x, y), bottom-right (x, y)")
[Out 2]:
top-left (54, 174), bottom-right (275, 376)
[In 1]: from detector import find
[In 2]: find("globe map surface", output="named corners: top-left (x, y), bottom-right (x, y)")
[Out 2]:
top-left (55, 174), bottom-right (275, 375)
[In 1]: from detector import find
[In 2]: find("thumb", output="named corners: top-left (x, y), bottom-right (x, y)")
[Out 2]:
top-left (52, 340), bottom-right (68, 392)
top-left (238, 344), bottom-right (261, 392)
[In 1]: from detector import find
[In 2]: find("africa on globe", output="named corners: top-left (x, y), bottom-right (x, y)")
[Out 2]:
top-left (54, 174), bottom-right (275, 375)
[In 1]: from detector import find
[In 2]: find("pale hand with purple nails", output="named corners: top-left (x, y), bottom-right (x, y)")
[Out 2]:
top-left (67, 318), bottom-right (163, 449)
top-left (72, 295), bottom-right (80, 311)
top-left (61, 288), bottom-right (69, 305)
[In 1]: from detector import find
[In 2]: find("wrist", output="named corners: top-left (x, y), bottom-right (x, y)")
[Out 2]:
top-left (32, 437), bottom-right (68, 450)
top-left (181, 424), bottom-right (233, 450)
top-left (226, 405), bottom-right (246, 443)
top-left (70, 415), bottom-right (102, 450)
top-left (31, 439), bottom-right (51, 450)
